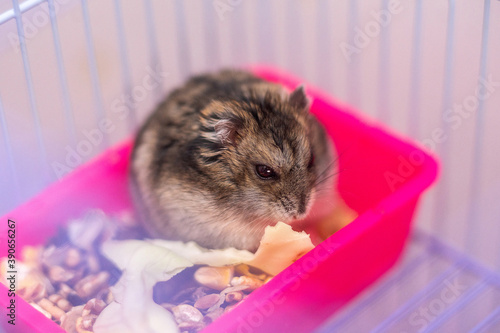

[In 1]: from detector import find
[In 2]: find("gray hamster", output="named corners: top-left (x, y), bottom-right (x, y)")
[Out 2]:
top-left (130, 70), bottom-right (338, 252)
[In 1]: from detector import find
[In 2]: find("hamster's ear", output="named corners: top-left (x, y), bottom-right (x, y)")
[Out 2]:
top-left (289, 85), bottom-right (309, 110)
top-left (214, 117), bottom-right (241, 146)
top-left (201, 101), bottom-right (243, 147)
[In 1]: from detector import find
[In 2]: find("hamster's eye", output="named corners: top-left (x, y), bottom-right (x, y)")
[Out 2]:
top-left (255, 165), bottom-right (277, 179)
top-left (308, 153), bottom-right (315, 169)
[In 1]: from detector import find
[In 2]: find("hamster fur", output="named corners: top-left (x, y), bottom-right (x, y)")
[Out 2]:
top-left (130, 70), bottom-right (338, 252)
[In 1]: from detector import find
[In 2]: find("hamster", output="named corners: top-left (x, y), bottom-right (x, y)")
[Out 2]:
top-left (130, 69), bottom-right (338, 252)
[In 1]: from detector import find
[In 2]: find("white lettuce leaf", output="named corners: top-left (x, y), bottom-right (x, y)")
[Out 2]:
top-left (93, 240), bottom-right (192, 333)
top-left (152, 222), bottom-right (314, 275)
top-left (149, 239), bottom-right (254, 266)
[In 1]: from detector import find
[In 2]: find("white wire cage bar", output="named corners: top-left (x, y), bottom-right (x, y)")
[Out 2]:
top-left (0, 0), bottom-right (499, 275)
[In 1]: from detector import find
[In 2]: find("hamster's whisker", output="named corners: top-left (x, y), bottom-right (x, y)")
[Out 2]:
top-left (313, 172), bottom-right (338, 188)
top-left (313, 166), bottom-right (354, 188)
top-left (313, 147), bottom-right (350, 183)
top-left (316, 161), bottom-right (336, 180)
top-left (313, 159), bottom-right (341, 184)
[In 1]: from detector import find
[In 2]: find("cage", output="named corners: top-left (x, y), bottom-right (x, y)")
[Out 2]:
top-left (0, 0), bottom-right (499, 332)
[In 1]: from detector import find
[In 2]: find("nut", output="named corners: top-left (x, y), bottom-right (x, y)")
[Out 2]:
top-left (194, 266), bottom-right (233, 291)
top-left (178, 321), bottom-right (204, 331)
top-left (192, 286), bottom-right (211, 302)
top-left (29, 302), bottom-right (52, 319)
top-left (81, 313), bottom-right (98, 330)
top-left (48, 266), bottom-right (74, 283)
top-left (19, 279), bottom-right (47, 302)
top-left (37, 298), bottom-right (66, 321)
top-left (86, 253), bottom-right (101, 273)
top-left (96, 288), bottom-right (114, 305)
top-left (60, 305), bottom-right (84, 332)
top-left (58, 283), bottom-right (74, 298)
top-left (194, 294), bottom-right (221, 310)
top-left (48, 294), bottom-right (72, 312)
top-left (160, 303), bottom-right (176, 312)
top-left (224, 304), bottom-right (238, 313)
top-left (220, 285), bottom-right (250, 294)
top-left (64, 248), bottom-right (81, 268)
top-left (230, 276), bottom-right (263, 291)
top-left (59, 283), bottom-right (85, 306)
top-left (235, 264), bottom-right (268, 281)
top-left (74, 272), bottom-right (110, 299)
top-left (22, 246), bottom-right (42, 267)
top-left (75, 317), bottom-right (93, 333)
top-left (42, 245), bottom-right (68, 267)
top-left (172, 304), bottom-right (204, 324)
top-left (104, 289), bottom-right (114, 304)
top-left (225, 291), bottom-right (243, 303)
top-left (82, 298), bottom-right (107, 317)
top-left (203, 307), bottom-right (225, 324)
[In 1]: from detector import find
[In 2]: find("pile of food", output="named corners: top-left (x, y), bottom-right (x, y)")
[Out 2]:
top-left (1, 210), bottom-right (315, 333)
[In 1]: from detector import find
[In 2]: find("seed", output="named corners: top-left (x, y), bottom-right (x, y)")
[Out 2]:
top-left (75, 317), bottom-right (93, 333)
top-left (58, 283), bottom-right (73, 298)
top-left (224, 304), bottom-right (238, 313)
top-left (59, 284), bottom-right (85, 306)
top-left (235, 264), bottom-right (268, 281)
top-left (225, 291), bottom-right (243, 303)
top-left (81, 313), bottom-right (98, 329)
top-left (48, 293), bottom-right (62, 303)
top-left (194, 294), bottom-right (221, 310)
top-left (192, 286), bottom-right (211, 302)
top-left (194, 266), bottom-right (233, 291)
top-left (60, 305), bottom-right (84, 333)
top-left (22, 246), bottom-right (42, 267)
top-left (96, 288), bottom-right (114, 305)
top-left (104, 289), bottom-right (114, 304)
top-left (172, 304), bottom-right (204, 324)
top-left (42, 245), bottom-right (67, 267)
top-left (230, 276), bottom-right (263, 291)
top-left (82, 298), bottom-right (107, 317)
top-left (178, 321), bottom-right (204, 331)
top-left (48, 294), bottom-right (72, 312)
top-left (37, 298), bottom-right (65, 321)
top-left (29, 302), bottom-right (51, 319)
top-left (203, 307), bottom-right (225, 324)
top-left (74, 272), bottom-right (110, 299)
top-left (220, 285), bottom-right (250, 294)
top-left (48, 266), bottom-right (74, 283)
top-left (65, 248), bottom-right (81, 268)
top-left (86, 253), bottom-right (100, 273)
top-left (160, 303), bottom-right (176, 312)
top-left (19, 280), bottom-right (47, 302)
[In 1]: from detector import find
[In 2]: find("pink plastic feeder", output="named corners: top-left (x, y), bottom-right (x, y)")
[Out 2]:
top-left (0, 67), bottom-right (438, 333)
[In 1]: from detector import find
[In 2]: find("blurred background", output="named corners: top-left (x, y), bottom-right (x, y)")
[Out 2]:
top-left (0, 0), bottom-right (499, 331)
